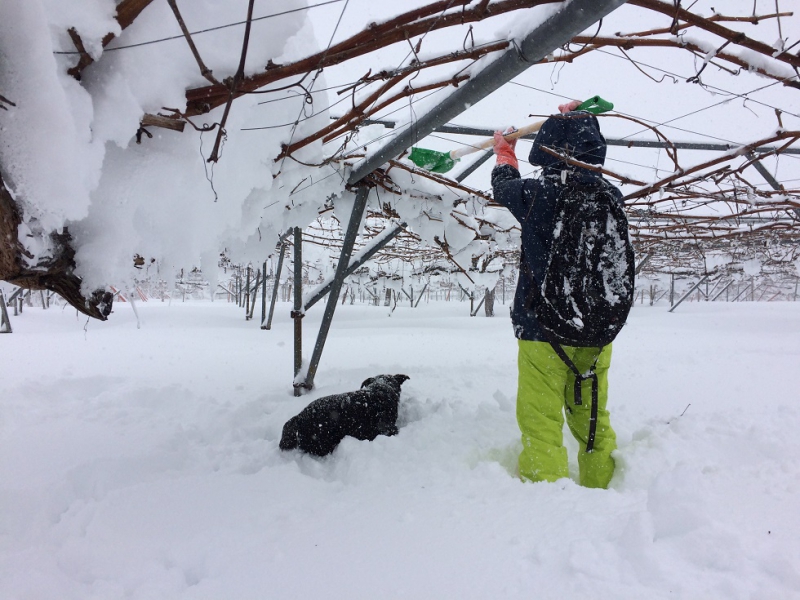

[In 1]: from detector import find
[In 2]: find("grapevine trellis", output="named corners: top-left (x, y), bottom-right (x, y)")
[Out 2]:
top-left (2, 0), bottom-right (799, 318)
top-left (154, 0), bottom-right (800, 291)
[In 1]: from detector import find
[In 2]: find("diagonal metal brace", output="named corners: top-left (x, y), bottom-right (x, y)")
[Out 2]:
top-left (303, 221), bottom-right (406, 311)
top-left (301, 186), bottom-right (370, 390)
top-left (668, 275), bottom-right (709, 313)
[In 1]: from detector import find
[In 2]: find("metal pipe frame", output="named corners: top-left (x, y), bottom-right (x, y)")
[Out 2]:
top-left (353, 119), bottom-right (800, 156)
top-left (347, 0), bottom-right (629, 186)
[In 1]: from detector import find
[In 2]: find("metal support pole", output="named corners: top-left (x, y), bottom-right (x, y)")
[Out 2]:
top-left (452, 150), bottom-right (494, 183)
top-left (0, 291), bottom-right (12, 333)
top-left (414, 283), bottom-right (429, 308)
top-left (302, 186), bottom-right (369, 391)
top-left (248, 270), bottom-right (260, 320)
top-left (260, 260), bottom-right (267, 326)
top-left (669, 275), bottom-right (709, 313)
top-left (264, 243), bottom-right (285, 330)
top-left (292, 228), bottom-right (304, 396)
top-left (244, 266), bottom-right (252, 318)
top-left (470, 296), bottom-right (486, 317)
top-left (669, 274), bottom-right (675, 306)
top-left (358, 118), bottom-right (800, 157)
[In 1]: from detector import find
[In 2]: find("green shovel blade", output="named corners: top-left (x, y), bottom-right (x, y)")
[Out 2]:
top-left (408, 147), bottom-right (458, 173)
top-left (576, 95), bottom-right (614, 115)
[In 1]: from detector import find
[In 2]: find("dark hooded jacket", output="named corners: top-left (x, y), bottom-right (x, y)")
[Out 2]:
top-left (491, 111), bottom-right (623, 342)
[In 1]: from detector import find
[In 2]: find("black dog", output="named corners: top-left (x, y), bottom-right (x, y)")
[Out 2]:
top-left (279, 374), bottom-right (410, 456)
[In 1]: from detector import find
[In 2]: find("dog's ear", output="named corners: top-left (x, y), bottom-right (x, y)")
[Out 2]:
top-left (394, 374), bottom-right (410, 386)
top-left (361, 377), bottom-right (376, 388)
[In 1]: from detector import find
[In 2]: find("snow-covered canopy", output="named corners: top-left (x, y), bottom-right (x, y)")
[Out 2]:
top-left (1, 0), bottom-right (799, 312)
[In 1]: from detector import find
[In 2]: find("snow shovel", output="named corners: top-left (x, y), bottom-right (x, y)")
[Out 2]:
top-left (407, 95), bottom-right (613, 174)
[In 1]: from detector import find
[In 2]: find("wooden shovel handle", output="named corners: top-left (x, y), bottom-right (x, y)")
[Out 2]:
top-left (449, 119), bottom-right (545, 160)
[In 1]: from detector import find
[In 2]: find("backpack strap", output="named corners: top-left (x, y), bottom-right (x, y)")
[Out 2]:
top-left (541, 332), bottom-right (602, 453)
top-left (520, 260), bottom-right (602, 453)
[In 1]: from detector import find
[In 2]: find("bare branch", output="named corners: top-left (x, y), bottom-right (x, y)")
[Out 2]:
top-left (166, 0), bottom-right (221, 85)
top-left (0, 93), bottom-right (16, 110)
top-left (184, 0), bottom-right (561, 116)
top-left (67, 0), bottom-right (156, 80)
top-left (629, 0), bottom-right (800, 69)
top-left (207, 0), bottom-right (256, 163)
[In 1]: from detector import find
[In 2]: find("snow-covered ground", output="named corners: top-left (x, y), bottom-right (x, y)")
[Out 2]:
top-left (2, 298), bottom-right (799, 599)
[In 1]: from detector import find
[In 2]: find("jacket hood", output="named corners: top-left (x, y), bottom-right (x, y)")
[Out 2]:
top-left (528, 111), bottom-right (607, 171)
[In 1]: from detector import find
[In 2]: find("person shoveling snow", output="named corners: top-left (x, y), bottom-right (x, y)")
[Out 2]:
top-left (491, 99), bottom-right (635, 488)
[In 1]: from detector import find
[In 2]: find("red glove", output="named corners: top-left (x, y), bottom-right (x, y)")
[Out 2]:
top-left (558, 100), bottom-right (581, 114)
top-left (493, 130), bottom-right (518, 170)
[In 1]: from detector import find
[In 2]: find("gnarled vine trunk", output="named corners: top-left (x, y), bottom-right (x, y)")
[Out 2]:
top-left (0, 173), bottom-right (112, 320)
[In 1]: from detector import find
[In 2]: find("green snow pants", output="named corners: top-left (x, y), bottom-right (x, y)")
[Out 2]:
top-left (516, 340), bottom-right (616, 489)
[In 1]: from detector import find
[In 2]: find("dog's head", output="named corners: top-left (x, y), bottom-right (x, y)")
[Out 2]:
top-left (279, 417), bottom-right (300, 450)
top-left (361, 374), bottom-right (410, 390)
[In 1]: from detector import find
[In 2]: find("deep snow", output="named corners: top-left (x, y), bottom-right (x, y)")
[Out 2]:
top-left (2, 298), bottom-right (800, 599)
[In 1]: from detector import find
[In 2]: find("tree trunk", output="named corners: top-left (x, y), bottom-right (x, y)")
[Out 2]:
top-left (0, 173), bottom-right (112, 320)
top-left (484, 287), bottom-right (495, 317)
